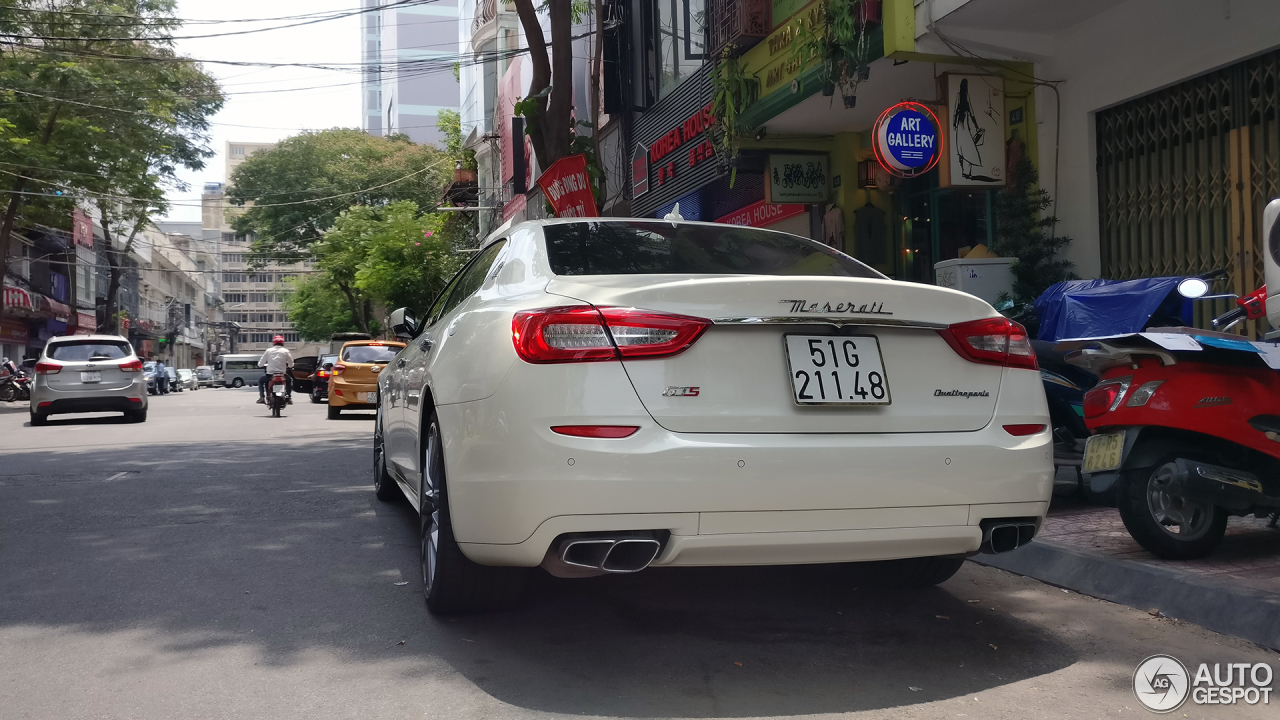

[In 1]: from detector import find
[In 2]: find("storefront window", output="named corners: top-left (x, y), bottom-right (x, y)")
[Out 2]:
top-left (656, 0), bottom-right (707, 99)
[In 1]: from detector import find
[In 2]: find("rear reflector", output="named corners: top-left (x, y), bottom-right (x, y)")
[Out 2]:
top-left (1003, 424), bottom-right (1046, 436)
top-left (128, 397), bottom-right (143, 403)
top-left (938, 317), bottom-right (1037, 370)
top-left (119, 359), bottom-right (144, 372)
top-left (513, 306), bottom-right (710, 364)
top-left (38, 401), bottom-right (52, 408)
top-left (551, 425), bottom-right (639, 438)
top-left (34, 361), bottom-right (61, 375)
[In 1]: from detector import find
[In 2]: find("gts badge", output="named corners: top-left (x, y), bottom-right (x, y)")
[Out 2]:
top-left (662, 386), bottom-right (701, 397)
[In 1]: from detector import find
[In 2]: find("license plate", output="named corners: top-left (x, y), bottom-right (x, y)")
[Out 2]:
top-left (273, 385), bottom-right (285, 395)
top-left (359, 392), bottom-right (373, 403)
top-left (81, 371), bottom-right (101, 383)
top-left (1082, 431), bottom-right (1126, 473)
top-left (784, 335), bottom-right (890, 405)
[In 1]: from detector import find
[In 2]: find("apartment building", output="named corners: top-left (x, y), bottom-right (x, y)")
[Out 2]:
top-left (362, 0), bottom-right (461, 145)
top-left (203, 141), bottom-right (323, 357)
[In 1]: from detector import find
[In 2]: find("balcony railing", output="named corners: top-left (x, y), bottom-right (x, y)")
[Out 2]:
top-left (473, 0), bottom-right (496, 31)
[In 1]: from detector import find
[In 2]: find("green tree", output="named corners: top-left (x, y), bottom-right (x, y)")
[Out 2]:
top-left (281, 274), bottom-right (370, 341)
top-left (992, 153), bottom-right (1076, 304)
top-left (0, 0), bottom-right (222, 329)
top-left (435, 109), bottom-right (476, 171)
top-left (226, 129), bottom-right (451, 263)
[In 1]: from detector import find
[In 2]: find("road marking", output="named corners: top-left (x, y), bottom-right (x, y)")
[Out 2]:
top-left (104, 472), bottom-right (128, 482)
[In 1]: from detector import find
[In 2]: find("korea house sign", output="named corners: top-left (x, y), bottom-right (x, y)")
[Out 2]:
top-left (631, 66), bottom-right (721, 217)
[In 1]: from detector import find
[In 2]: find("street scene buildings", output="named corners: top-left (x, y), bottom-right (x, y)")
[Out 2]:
top-left (2, 2), bottom-right (1280, 719)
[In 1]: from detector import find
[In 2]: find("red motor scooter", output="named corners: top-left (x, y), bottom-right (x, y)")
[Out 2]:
top-left (266, 372), bottom-right (289, 418)
top-left (1062, 200), bottom-right (1280, 560)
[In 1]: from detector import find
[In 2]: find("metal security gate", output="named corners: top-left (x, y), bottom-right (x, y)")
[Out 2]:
top-left (1097, 48), bottom-right (1280, 331)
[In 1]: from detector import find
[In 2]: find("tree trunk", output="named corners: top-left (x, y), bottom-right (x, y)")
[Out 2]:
top-left (335, 279), bottom-right (369, 334)
top-left (99, 212), bottom-right (143, 336)
top-left (0, 102), bottom-right (61, 323)
top-left (511, 0), bottom-right (573, 172)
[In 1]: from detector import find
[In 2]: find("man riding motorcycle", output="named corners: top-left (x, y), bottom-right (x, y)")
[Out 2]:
top-left (256, 336), bottom-right (294, 405)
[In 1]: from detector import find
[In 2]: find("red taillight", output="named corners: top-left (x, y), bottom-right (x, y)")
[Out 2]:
top-left (512, 306), bottom-right (710, 364)
top-left (317, 371), bottom-right (330, 378)
top-left (938, 317), bottom-right (1037, 370)
top-left (333, 363), bottom-right (346, 375)
top-left (1003, 424), bottom-right (1046, 436)
top-left (34, 361), bottom-right (61, 375)
top-left (119, 359), bottom-right (143, 372)
top-left (551, 425), bottom-right (640, 438)
top-left (1082, 379), bottom-right (1129, 419)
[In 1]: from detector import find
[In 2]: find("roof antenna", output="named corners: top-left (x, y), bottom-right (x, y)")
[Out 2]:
top-left (663, 202), bottom-right (684, 224)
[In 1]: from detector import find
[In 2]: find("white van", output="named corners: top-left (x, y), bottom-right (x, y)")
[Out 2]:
top-left (214, 353), bottom-right (262, 388)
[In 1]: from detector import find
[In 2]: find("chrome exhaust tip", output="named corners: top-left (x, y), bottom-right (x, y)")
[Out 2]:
top-left (601, 539), bottom-right (662, 573)
top-left (544, 532), bottom-right (668, 578)
top-left (979, 518), bottom-right (1039, 554)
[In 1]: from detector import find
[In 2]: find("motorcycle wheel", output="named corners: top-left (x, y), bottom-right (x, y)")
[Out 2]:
top-left (1118, 458), bottom-right (1228, 560)
top-left (0, 383), bottom-right (16, 402)
top-left (271, 398), bottom-right (281, 418)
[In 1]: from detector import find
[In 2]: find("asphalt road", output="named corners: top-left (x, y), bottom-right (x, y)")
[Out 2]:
top-left (0, 388), bottom-right (1275, 719)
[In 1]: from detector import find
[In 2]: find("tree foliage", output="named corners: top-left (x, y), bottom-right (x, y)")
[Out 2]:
top-left (281, 274), bottom-right (370, 342)
top-left (317, 201), bottom-right (462, 322)
top-left (0, 0), bottom-right (223, 329)
top-left (226, 129), bottom-right (451, 262)
top-left (992, 153), bottom-right (1076, 304)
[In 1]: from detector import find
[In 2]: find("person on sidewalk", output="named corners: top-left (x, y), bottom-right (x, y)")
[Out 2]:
top-left (257, 335), bottom-right (294, 404)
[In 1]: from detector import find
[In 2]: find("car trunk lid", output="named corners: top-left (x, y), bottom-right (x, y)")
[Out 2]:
top-left (547, 275), bottom-right (1004, 434)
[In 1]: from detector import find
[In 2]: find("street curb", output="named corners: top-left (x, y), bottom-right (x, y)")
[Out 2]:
top-left (970, 540), bottom-right (1280, 650)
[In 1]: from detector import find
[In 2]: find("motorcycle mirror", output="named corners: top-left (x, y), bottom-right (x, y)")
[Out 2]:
top-left (1177, 277), bottom-right (1210, 299)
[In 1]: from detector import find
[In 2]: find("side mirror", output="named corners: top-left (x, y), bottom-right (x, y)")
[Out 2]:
top-left (388, 307), bottom-right (418, 340)
top-left (1176, 277), bottom-right (1210, 299)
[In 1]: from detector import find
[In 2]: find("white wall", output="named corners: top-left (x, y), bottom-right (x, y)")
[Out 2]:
top-left (1033, 0), bottom-right (1280, 278)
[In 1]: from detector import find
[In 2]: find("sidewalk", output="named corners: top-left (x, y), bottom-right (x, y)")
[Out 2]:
top-left (975, 483), bottom-right (1280, 649)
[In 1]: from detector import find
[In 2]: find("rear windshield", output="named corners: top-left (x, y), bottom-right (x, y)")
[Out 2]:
top-left (343, 345), bottom-right (400, 364)
top-left (48, 341), bottom-right (131, 361)
top-left (543, 221), bottom-right (883, 278)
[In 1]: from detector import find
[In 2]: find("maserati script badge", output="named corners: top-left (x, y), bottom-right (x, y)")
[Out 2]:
top-left (780, 299), bottom-right (892, 315)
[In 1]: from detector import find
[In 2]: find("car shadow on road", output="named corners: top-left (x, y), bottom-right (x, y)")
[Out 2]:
top-left (0, 438), bottom-right (1078, 717)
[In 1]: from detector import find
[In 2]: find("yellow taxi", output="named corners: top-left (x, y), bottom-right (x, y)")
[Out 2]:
top-left (327, 339), bottom-right (405, 419)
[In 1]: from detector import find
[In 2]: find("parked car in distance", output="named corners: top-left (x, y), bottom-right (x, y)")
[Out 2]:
top-left (143, 361), bottom-right (163, 395)
top-left (328, 340), bottom-right (403, 419)
top-left (30, 335), bottom-right (147, 425)
top-left (374, 218), bottom-right (1052, 614)
top-left (195, 365), bottom-right (214, 388)
top-left (290, 355), bottom-right (318, 394)
top-left (176, 368), bottom-right (198, 391)
top-left (310, 354), bottom-right (338, 404)
top-left (164, 366), bottom-right (179, 392)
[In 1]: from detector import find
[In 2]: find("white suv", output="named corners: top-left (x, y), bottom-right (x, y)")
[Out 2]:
top-left (30, 335), bottom-right (148, 425)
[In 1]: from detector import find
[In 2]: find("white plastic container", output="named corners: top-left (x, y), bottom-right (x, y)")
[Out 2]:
top-left (933, 257), bottom-right (1016, 305)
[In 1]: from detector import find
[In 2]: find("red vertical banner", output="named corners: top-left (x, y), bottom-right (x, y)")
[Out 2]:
top-left (537, 154), bottom-right (599, 218)
top-left (72, 209), bottom-right (93, 247)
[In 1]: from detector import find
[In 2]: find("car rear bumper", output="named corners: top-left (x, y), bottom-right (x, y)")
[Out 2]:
top-left (438, 412), bottom-right (1053, 567)
top-left (330, 379), bottom-right (375, 407)
top-left (34, 395), bottom-right (146, 415)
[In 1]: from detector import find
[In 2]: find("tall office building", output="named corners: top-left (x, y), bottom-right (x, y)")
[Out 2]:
top-left (203, 141), bottom-right (322, 357)
top-left (362, 0), bottom-right (460, 145)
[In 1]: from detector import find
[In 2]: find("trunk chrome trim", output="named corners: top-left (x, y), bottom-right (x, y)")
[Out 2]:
top-left (711, 316), bottom-right (948, 330)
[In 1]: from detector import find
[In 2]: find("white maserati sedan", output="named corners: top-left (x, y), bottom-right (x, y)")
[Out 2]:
top-left (374, 218), bottom-right (1053, 613)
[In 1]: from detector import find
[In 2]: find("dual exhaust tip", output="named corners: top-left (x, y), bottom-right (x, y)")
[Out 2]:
top-left (980, 519), bottom-right (1038, 554)
top-left (540, 532), bottom-right (667, 578)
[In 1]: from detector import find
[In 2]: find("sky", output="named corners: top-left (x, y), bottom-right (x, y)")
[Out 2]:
top-left (161, 1), bottom-right (365, 222)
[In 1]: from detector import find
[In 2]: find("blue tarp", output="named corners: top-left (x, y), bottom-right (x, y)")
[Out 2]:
top-left (1033, 277), bottom-right (1193, 341)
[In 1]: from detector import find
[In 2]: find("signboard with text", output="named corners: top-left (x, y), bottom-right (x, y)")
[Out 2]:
top-left (766, 154), bottom-right (830, 204)
top-left (716, 199), bottom-right (806, 228)
top-left (872, 101), bottom-right (943, 179)
top-left (537, 154), bottom-right (599, 218)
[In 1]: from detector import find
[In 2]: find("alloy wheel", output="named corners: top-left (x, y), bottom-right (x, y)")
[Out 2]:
top-left (1146, 462), bottom-right (1214, 540)
top-left (373, 407), bottom-right (386, 491)
top-left (420, 421), bottom-right (441, 600)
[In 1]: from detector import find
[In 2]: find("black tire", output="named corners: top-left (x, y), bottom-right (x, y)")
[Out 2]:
top-left (327, 404), bottom-right (341, 420)
top-left (0, 383), bottom-right (16, 402)
top-left (373, 404), bottom-right (400, 501)
top-left (310, 389), bottom-right (322, 404)
top-left (419, 410), bottom-right (527, 614)
top-left (231, 378), bottom-right (244, 388)
top-left (1118, 459), bottom-right (1228, 560)
top-left (271, 401), bottom-right (281, 418)
top-left (29, 410), bottom-right (47, 426)
top-left (857, 556), bottom-right (966, 588)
